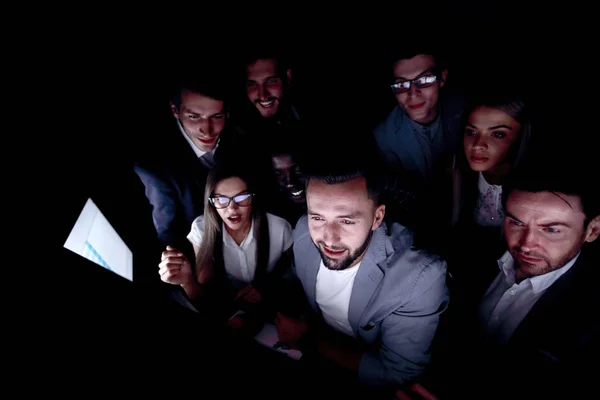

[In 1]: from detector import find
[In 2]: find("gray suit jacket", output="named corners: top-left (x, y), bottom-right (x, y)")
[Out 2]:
top-left (292, 216), bottom-right (449, 387)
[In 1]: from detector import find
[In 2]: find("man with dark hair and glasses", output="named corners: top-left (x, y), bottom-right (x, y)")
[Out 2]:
top-left (373, 48), bottom-right (466, 187)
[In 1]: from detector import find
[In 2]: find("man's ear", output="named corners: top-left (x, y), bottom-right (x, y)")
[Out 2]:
top-left (584, 215), bottom-right (600, 243)
top-left (439, 69), bottom-right (448, 88)
top-left (286, 68), bottom-right (292, 85)
top-left (372, 204), bottom-right (386, 231)
top-left (170, 102), bottom-right (180, 119)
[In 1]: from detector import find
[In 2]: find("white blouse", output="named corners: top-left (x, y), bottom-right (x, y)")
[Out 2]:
top-left (473, 172), bottom-right (504, 228)
top-left (187, 213), bottom-right (293, 289)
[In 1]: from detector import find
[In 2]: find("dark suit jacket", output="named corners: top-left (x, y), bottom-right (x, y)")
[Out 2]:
top-left (134, 121), bottom-right (247, 254)
top-left (452, 248), bottom-right (599, 398)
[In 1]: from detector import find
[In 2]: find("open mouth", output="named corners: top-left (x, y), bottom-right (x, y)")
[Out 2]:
top-left (258, 99), bottom-right (275, 108)
top-left (227, 215), bottom-right (242, 224)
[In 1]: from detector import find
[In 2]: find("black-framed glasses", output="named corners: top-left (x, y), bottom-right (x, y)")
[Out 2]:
top-left (390, 74), bottom-right (438, 94)
top-left (209, 193), bottom-right (254, 209)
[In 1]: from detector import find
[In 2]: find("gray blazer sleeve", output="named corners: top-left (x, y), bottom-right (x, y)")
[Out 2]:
top-left (358, 258), bottom-right (449, 387)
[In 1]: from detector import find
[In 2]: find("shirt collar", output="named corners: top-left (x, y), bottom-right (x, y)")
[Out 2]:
top-left (478, 172), bottom-right (502, 191)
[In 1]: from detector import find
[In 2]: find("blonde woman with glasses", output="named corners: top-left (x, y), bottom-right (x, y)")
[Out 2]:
top-left (158, 161), bottom-right (294, 334)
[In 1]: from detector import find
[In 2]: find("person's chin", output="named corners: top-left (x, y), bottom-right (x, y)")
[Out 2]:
top-left (195, 140), bottom-right (217, 152)
top-left (259, 109), bottom-right (278, 118)
top-left (406, 107), bottom-right (433, 123)
top-left (287, 189), bottom-right (305, 204)
top-left (292, 195), bottom-right (306, 205)
top-left (467, 162), bottom-right (489, 172)
top-left (467, 157), bottom-right (493, 172)
top-left (323, 257), bottom-right (346, 270)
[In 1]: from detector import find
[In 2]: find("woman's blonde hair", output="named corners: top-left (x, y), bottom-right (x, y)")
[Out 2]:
top-left (195, 162), bottom-right (270, 286)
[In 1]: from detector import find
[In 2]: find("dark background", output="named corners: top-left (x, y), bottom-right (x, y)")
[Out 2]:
top-left (47, 4), bottom-right (596, 394)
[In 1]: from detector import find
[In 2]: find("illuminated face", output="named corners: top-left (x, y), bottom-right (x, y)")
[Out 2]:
top-left (212, 177), bottom-right (253, 234)
top-left (392, 54), bottom-right (447, 124)
top-left (307, 177), bottom-right (385, 271)
top-left (171, 91), bottom-right (227, 152)
top-left (464, 106), bottom-right (521, 173)
top-left (246, 58), bottom-right (290, 119)
top-left (504, 190), bottom-right (600, 281)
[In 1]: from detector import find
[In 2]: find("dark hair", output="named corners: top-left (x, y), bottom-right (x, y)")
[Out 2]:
top-left (170, 66), bottom-right (230, 110)
top-left (502, 166), bottom-right (600, 227)
top-left (458, 94), bottom-right (532, 170)
top-left (453, 94), bottom-right (532, 226)
top-left (304, 168), bottom-right (383, 205)
top-left (263, 123), bottom-right (305, 158)
top-left (387, 45), bottom-right (447, 72)
top-left (242, 47), bottom-right (290, 77)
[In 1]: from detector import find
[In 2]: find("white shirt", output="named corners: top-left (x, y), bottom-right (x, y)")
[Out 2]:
top-left (177, 120), bottom-right (218, 160)
top-left (316, 260), bottom-right (362, 338)
top-left (473, 172), bottom-right (504, 227)
top-left (479, 250), bottom-right (580, 344)
top-left (187, 213), bottom-right (293, 289)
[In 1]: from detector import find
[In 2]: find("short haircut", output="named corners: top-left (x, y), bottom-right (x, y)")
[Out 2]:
top-left (170, 65), bottom-right (230, 110)
top-left (502, 166), bottom-right (599, 227)
top-left (387, 44), bottom-right (447, 72)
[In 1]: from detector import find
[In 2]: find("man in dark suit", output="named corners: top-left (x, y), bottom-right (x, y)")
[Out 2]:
top-left (441, 168), bottom-right (600, 399)
top-left (134, 77), bottom-right (246, 259)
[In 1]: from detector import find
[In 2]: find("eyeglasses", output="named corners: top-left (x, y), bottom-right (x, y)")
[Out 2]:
top-left (390, 74), bottom-right (438, 94)
top-left (209, 193), bottom-right (254, 209)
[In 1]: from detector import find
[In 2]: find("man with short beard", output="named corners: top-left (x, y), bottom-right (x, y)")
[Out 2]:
top-left (274, 165), bottom-right (449, 390)
top-left (239, 50), bottom-right (301, 135)
top-left (459, 168), bottom-right (600, 397)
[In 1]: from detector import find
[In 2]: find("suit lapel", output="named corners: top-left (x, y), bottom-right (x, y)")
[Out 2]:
top-left (302, 241), bottom-right (322, 312)
top-left (510, 251), bottom-right (590, 350)
top-left (348, 227), bottom-right (387, 334)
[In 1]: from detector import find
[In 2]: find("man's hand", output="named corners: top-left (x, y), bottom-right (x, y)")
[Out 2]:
top-left (274, 312), bottom-right (308, 348)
